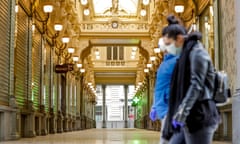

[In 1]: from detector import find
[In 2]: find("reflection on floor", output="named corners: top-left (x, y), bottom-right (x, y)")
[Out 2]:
top-left (0, 129), bottom-right (231, 144)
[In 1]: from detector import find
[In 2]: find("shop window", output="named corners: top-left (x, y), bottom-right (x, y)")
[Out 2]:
top-left (106, 46), bottom-right (125, 60)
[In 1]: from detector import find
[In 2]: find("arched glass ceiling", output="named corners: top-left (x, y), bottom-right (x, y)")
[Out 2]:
top-left (93, 0), bottom-right (139, 16)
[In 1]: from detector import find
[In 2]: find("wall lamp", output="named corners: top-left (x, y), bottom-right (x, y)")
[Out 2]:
top-left (174, 0), bottom-right (185, 13)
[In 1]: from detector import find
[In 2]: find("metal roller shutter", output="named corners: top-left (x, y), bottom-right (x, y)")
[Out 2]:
top-left (15, 6), bottom-right (29, 108)
top-left (44, 43), bottom-right (51, 112)
top-left (53, 54), bottom-right (58, 113)
top-left (0, 0), bottom-right (11, 106)
top-left (31, 30), bottom-right (42, 110)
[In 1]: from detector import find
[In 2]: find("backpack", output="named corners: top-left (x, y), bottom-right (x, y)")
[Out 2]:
top-left (213, 71), bottom-right (231, 106)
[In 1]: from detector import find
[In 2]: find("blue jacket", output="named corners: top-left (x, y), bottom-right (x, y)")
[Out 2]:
top-left (152, 54), bottom-right (178, 120)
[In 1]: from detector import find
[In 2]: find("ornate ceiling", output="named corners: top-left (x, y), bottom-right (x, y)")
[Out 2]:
top-left (19, 0), bottom-right (200, 88)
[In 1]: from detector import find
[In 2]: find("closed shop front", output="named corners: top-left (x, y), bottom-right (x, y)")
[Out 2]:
top-left (0, 0), bottom-right (12, 106)
top-left (31, 29), bottom-right (42, 110)
top-left (15, 5), bottom-right (29, 108)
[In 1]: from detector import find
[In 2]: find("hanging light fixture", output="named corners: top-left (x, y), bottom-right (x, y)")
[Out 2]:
top-left (210, 6), bottom-right (214, 17)
top-left (80, 68), bottom-right (85, 73)
top-left (150, 56), bottom-right (156, 61)
top-left (96, 55), bottom-right (100, 59)
top-left (138, 82), bottom-right (143, 86)
top-left (144, 68), bottom-right (149, 73)
top-left (15, 5), bottom-right (18, 13)
top-left (54, 24), bottom-right (63, 31)
top-left (147, 63), bottom-right (152, 68)
top-left (140, 9), bottom-right (147, 17)
top-left (72, 56), bottom-right (79, 62)
top-left (88, 82), bottom-right (92, 86)
top-left (62, 37), bottom-right (70, 43)
top-left (77, 63), bottom-right (82, 68)
top-left (132, 47), bottom-right (137, 51)
top-left (32, 24), bottom-right (35, 32)
top-left (131, 55), bottom-right (135, 59)
top-left (132, 51), bottom-right (136, 56)
top-left (174, 0), bottom-right (185, 13)
top-left (81, 0), bottom-right (88, 5)
top-left (68, 48), bottom-right (75, 53)
top-left (154, 47), bottom-right (161, 53)
top-left (43, 4), bottom-right (53, 13)
top-left (95, 49), bottom-right (100, 55)
top-left (143, 0), bottom-right (150, 5)
top-left (84, 8), bottom-right (90, 16)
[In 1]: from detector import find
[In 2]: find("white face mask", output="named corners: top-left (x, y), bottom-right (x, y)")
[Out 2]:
top-left (158, 38), bottom-right (167, 52)
top-left (165, 43), bottom-right (182, 55)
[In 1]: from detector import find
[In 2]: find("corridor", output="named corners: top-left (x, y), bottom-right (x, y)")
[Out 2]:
top-left (0, 129), bottom-right (230, 144)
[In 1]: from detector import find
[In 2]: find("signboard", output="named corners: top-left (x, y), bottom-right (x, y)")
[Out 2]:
top-left (55, 64), bottom-right (74, 73)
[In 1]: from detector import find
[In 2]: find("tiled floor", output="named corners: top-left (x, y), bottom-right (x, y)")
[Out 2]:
top-left (0, 129), bottom-right (231, 144)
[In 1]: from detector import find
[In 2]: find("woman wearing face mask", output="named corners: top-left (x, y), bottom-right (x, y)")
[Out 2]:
top-left (162, 15), bottom-right (220, 144)
top-left (149, 23), bottom-right (185, 144)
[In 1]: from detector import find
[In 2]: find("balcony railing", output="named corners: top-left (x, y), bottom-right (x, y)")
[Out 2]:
top-left (93, 60), bottom-right (138, 67)
top-left (80, 21), bottom-right (149, 33)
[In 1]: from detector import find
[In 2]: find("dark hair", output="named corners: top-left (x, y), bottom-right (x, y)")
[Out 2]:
top-left (164, 15), bottom-right (187, 40)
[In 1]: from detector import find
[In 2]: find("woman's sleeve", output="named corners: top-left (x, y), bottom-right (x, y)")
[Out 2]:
top-left (173, 48), bottom-right (209, 123)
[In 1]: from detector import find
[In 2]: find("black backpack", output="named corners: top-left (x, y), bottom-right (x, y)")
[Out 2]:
top-left (213, 71), bottom-right (231, 106)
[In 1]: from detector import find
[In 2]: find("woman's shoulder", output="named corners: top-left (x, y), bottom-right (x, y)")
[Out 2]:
top-left (190, 42), bottom-right (212, 63)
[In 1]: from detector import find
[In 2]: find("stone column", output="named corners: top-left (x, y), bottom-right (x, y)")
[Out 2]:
top-left (233, 0), bottom-right (240, 143)
top-left (102, 85), bottom-right (106, 128)
top-left (76, 77), bottom-right (81, 130)
top-left (124, 85), bottom-right (128, 128)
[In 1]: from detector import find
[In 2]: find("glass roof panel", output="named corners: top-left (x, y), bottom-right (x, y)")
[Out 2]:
top-left (93, 0), bottom-right (112, 14)
top-left (92, 0), bottom-right (139, 16)
top-left (119, 0), bottom-right (138, 14)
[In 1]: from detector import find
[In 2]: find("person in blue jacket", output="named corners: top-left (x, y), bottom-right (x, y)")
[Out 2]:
top-left (149, 24), bottom-right (185, 144)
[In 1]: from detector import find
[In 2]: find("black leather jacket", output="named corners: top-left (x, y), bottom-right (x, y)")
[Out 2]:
top-left (173, 42), bottom-right (217, 124)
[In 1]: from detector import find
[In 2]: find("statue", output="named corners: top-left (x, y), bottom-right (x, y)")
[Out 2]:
top-left (112, 0), bottom-right (119, 14)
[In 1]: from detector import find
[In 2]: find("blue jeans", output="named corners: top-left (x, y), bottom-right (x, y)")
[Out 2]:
top-left (183, 124), bottom-right (218, 144)
top-left (168, 128), bottom-right (186, 144)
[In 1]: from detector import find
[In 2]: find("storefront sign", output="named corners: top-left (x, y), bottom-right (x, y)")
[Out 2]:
top-left (55, 64), bottom-right (74, 73)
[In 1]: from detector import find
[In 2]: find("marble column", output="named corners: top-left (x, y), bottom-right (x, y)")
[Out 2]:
top-left (233, 0), bottom-right (240, 143)
top-left (102, 85), bottom-right (106, 128)
top-left (124, 85), bottom-right (128, 128)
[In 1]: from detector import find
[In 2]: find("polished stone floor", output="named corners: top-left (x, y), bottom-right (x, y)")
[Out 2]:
top-left (0, 129), bottom-right (231, 144)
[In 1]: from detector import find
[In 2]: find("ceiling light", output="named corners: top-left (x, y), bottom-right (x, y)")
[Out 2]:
top-left (72, 56), bottom-right (79, 62)
top-left (147, 63), bottom-right (152, 68)
top-left (140, 9), bottom-right (147, 16)
top-left (81, 0), bottom-right (88, 5)
top-left (68, 48), bottom-right (75, 53)
top-left (132, 47), bottom-right (137, 51)
top-left (193, 23), bottom-right (197, 31)
top-left (131, 55), bottom-right (135, 59)
top-left (138, 82), bottom-right (143, 86)
top-left (95, 50), bottom-right (100, 55)
top-left (154, 48), bottom-right (161, 53)
top-left (43, 5), bottom-right (53, 13)
top-left (88, 83), bottom-right (92, 86)
top-left (132, 51), bottom-right (136, 56)
top-left (32, 24), bottom-right (35, 32)
top-left (150, 56), bottom-right (156, 61)
top-left (143, 0), bottom-right (149, 5)
top-left (54, 24), bottom-right (63, 31)
top-left (210, 6), bottom-right (214, 17)
top-left (175, 5), bottom-right (184, 13)
top-left (15, 5), bottom-right (18, 13)
top-left (80, 68), bottom-right (85, 73)
top-left (77, 63), bottom-right (82, 68)
top-left (144, 68), bottom-right (149, 73)
top-left (62, 37), bottom-right (70, 43)
top-left (96, 55), bottom-right (100, 59)
top-left (84, 9), bottom-right (90, 16)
